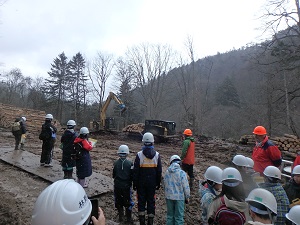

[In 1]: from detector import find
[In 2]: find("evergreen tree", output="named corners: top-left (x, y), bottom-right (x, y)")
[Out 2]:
top-left (44, 52), bottom-right (70, 121)
top-left (215, 76), bottom-right (240, 107)
top-left (68, 52), bottom-right (87, 122)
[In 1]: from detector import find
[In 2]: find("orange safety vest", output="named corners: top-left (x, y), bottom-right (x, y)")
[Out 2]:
top-left (182, 141), bottom-right (195, 165)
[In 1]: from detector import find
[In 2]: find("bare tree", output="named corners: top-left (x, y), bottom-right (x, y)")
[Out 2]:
top-left (87, 51), bottom-right (114, 120)
top-left (125, 43), bottom-right (175, 119)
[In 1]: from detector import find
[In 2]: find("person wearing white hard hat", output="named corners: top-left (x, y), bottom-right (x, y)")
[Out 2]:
top-left (284, 165), bottom-right (300, 204)
top-left (232, 154), bottom-right (258, 196)
top-left (245, 188), bottom-right (277, 225)
top-left (74, 127), bottom-right (93, 188)
top-left (113, 145), bottom-right (134, 223)
top-left (60, 120), bottom-right (77, 179)
top-left (39, 114), bottom-right (57, 167)
top-left (207, 167), bottom-right (250, 225)
top-left (286, 205), bottom-right (300, 225)
top-left (259, 166), bottom-right (289, 225)
top-left (31, 179), bottom-right (105, 225)
top-left (199, 166), bottom-right (223, 225)
top-left (133, 132), bottom-right (162, 225)
top-left (164, 155), bottom-right (190, 225)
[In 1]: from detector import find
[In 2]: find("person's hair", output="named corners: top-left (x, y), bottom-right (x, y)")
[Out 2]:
top-left (79, 133), bottom-right (88, 139)
top-left (216, 182), bottom-right (245, 202)
top-left (248, 201), bottom-right (272, 220)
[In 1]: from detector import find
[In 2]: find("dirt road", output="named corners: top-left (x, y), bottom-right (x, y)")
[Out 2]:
top-left (0, 128), bottom-right (252, 225)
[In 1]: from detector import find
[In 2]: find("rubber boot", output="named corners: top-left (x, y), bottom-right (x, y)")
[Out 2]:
top-left (20, 143), bottom-right (24, 150)
top-left (14, 144), bottom-right (19, 150)
top-left (125, 209), bottom-right (132, 224)
top-left (78, 178), bottom-right (86, 187)
top-left (147, 215), bottom-right (154, 225)
top-left (118, 207), bottom-right (124, 223)
top-left (63, 171), bottom-right (68, 179)
top-left (138, 215), bottom-right (146, 225)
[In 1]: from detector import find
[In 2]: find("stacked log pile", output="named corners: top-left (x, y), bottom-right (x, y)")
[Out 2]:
top-left (270, 134), bottom-right (300, 159)
top-left (0, 103), bottom-right (61, 135)
top-left (122, 123), bottom-right (144, 133)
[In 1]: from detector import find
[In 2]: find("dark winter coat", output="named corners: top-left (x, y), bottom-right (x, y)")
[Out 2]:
top-left (133, 146), bottom-right (162, 188)
top-left (74, 137), bottom-right (93, 179)
top-left (113, 158), bottom-right (133, 189)
top-left (61, 129), bottom-right (77, 168)
top-left (283, 179), bottom-right (300, 203)
top-left (41, 120), bottom-right (57, 141)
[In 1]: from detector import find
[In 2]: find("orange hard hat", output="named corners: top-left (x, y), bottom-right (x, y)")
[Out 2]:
top-left (183, 129), bottom-right (192, 136)
top-left (253, 126), bottom-right (267, 135)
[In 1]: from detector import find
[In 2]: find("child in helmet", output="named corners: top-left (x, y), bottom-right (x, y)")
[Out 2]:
top-left (133, 132), bottom-right (162, 225)
top-left (39, 114), bottom-right (57, 167)
top-left (207, 167), bottom-right (249, 225)
top-left (60, 120), bottom-right (77, 179)
top-left (259, 166), bottom-right (289, 225)
top-left (284, 165), bottom-right (300, 205)
top-left (74, 127), bottom-right (93, 188)
top-left (245, 188), bottom-right (278, 225)
top-left (231, 154), bottom-right (258, 196)
top-left (31, 179), bottom-right (106, 225)
top-left (164, 155), bottom-right (190, 225)
top-left (286, 205), bottom-right (300, 225)
top-left (113, 145), bottom-right (134, 223)
top-left (199, 166), bottom-right (223, 225)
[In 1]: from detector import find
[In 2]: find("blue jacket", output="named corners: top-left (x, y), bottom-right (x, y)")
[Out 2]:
top-left (164, 162), bottom-right (190, 200)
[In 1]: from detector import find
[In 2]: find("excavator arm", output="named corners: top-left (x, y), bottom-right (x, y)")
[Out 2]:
top-left (100, 92), bottom-right (126, 128)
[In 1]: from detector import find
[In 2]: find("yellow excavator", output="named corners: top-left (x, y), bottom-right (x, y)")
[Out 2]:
top-left (90, 92), bottom-right (126, 133)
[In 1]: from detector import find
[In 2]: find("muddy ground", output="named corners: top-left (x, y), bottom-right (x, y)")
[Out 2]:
top-left (0, 127), bottom-right (252, 225)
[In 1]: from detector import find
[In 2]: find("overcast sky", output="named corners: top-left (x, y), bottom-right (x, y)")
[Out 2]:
top-left (0, 0), bottom-right (280, 78)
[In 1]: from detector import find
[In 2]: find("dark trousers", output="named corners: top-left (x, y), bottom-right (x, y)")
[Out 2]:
top-left (182, 163), bottom-right (194, 179)
top-left (13, 133), bottom-right (22, 149)
top-left (137, 182), bottom-right (156, 215)
top-left (40, 139), bottom-right (54, 164)
top-left (114, 187), bottom-right (134, 210)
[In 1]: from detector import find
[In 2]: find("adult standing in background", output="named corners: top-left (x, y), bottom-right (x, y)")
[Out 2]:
top-left (181, 128), bottom-right (195, 188)
top-left (39, 114), bottom-right (57, 167)
top-left (11, 117), bottom-right (26, 150)
top-left (252, 126), bottom-right (282, 175)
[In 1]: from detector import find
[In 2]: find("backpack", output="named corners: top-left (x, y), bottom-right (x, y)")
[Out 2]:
top-left (11, 121), bottom-right (21, 132)
top-left (213, 197), bottom-right (246, 225)
top-left (72, 142), bottom-right (84, 160)
top-left (39, 125), bottom-right (51, 140)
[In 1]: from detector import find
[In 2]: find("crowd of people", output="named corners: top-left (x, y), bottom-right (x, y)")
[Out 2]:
top-left (11, 116), bottom-right (300, 225)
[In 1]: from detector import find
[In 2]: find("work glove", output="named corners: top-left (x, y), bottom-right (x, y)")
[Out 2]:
top-left (155, 184), bottom-right (160, 190)
top-left (185, 199), bottom-right (189, 204)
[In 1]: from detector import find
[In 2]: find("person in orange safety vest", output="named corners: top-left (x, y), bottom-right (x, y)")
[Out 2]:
top-left (252, 126), bottom-right (282, 175)
top-left (181, 128), bottom-right (195, 188)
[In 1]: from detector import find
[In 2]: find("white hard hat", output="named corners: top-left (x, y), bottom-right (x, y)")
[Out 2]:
top-left (204, 166), bottom-right (223, 184)
top-left (245, 157), bottom-right (254, 168)
top-left (286, 205), bottom-right (300, 225)
top-left (292, 165), bottom-right (300, 175)
top-left (80, 127), bottom-right (89, 134)
top-left (170, 155), bottom-right (181, 164)
top-left (31, 179), bottom-right (92, 225)
top-left (45, 114), bottom-right (53, 120)
top-left (142, 132), bottom-right (154, 144)
top-left (21, 116), bottom-right (26, 122)
top-left (263, 166), bottom-right (281, 179)
top-left (232, 154), bottom-right (248, 167)
top-left (117, 145), bottom-right (129, 154)
top-left (222, 167), bottom-right (243, 187)
top-left (246, 188), bottom-right (277, 215)
top-left (67, 120), bottom-right (76, 126)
